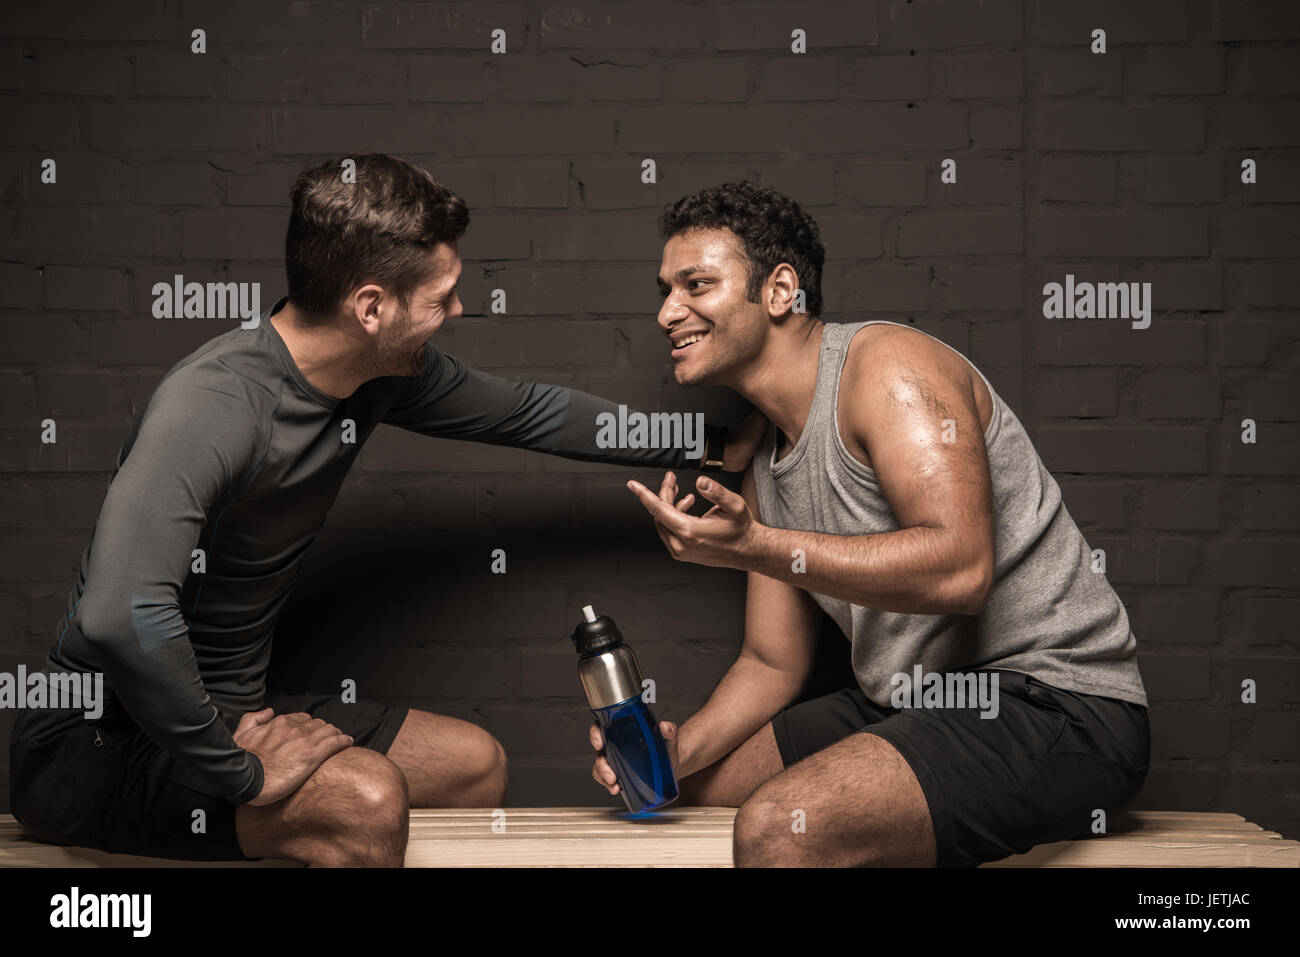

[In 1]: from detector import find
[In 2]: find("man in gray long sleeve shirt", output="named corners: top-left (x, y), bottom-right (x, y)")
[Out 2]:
top-left (8, 153), bottom-right (744, 865)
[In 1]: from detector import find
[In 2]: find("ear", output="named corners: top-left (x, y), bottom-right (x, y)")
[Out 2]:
top-left (766, 262), bottom-right (801, 320)
top-left (351, 284), bottom-right (384, 333)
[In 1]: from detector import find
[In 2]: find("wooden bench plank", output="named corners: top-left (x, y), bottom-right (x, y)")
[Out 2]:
top-left (981, 840), bottom-right (1300, 868)
top-left (0, 835), bottom-right (300, 868)
top-left (3, 810), bottom-right (1297, 868)
top-left (406, 837), bottom-right (733, 867)
top-left (1117, 811), bottom-right (1249, 822)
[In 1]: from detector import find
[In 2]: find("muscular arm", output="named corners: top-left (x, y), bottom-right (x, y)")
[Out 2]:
top-left (672, 466), bottom-right (823, 778)
top-left (382, 341), bottom-right (711, 470)
top-left (742, 337), bottom-right (995, 614)
top-left (744, 527), bottom-right (981, 616)
top-left (630, 333), bottom-right (996, 616)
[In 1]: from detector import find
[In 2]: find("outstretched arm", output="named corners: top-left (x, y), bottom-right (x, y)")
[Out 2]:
top-left (381, 341), bottom-right (765, 471)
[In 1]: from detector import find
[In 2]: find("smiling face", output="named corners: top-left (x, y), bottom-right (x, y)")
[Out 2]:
top-left (377, 241), bottom-right (463, 377)
top-left (656, 228), bottom-right (769, 387)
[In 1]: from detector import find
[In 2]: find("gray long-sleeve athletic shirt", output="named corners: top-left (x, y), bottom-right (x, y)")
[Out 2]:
top-left (28, 295), bottom-right (698, 806)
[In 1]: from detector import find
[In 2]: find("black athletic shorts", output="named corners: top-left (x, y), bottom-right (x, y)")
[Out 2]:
top-left (770, 668), bottom-right (1150, 868)
top-left (8, 691), bottom-right (409, 862)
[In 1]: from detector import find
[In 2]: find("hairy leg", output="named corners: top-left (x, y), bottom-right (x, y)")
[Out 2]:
top-left (235, 746), bottom-right (410, 867)
top-left (384, 709), bottom-right (508, 808)
top-left (676, 722), bottom-right (785, 807)
top-left (733, 731), bottom-right (938, 867)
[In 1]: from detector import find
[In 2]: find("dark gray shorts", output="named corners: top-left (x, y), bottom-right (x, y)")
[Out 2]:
top-left (8, 691), bottom-right (409, 862)
top-left (770, 668), bottom-right (1150, 867)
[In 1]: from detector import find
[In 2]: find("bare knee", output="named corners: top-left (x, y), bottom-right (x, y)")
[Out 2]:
top-left (733, 794), bottom-right (799, 867)
top-left (326, 748), bottom-right (409, 865)
top-left (351, 749), bottom-right (410, 825)
top-left (280, 747), bottom-right (410, 867)
top-left (461, 728), bottom-right (508, 807)
top-left (732, 788), bottom-right (933, 868)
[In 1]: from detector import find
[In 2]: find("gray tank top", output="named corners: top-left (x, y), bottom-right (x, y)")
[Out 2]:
top-left (751, 320), bottom-right (1148, 708)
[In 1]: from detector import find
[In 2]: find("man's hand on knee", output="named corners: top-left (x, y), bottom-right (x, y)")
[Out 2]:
top-left (234, 708), bottom-right (354, 806)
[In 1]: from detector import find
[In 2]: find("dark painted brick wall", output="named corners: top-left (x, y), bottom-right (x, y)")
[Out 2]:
top-left (0, 0), bottom-right (1297, 840)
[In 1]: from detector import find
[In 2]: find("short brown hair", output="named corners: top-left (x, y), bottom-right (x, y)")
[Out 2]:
top-left (285, 153), bottom-right (470, 321)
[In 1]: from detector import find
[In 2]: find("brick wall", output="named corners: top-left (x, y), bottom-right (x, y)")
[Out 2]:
top-left (0, 1), bottom-right (1296, 840)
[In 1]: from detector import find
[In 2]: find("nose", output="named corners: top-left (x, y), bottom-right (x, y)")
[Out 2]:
top-left (449, 292), bottom-right (463, 321)
top-left (657, 293), bottom-right (689, 332)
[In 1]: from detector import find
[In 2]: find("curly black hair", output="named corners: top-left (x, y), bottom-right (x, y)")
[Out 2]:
top-left (658, 181), bottom-right (825, 319)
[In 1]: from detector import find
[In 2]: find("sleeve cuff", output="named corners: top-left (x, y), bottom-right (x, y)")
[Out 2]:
top-left (230, 751), bottom-right (265, 806)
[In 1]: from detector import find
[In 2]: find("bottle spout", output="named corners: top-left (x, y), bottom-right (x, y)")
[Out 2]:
top-left (571, 604), bottom-right (624, 657)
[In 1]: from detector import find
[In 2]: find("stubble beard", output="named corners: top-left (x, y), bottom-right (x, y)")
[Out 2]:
top-left (374, 304), bottom-right (421, 378)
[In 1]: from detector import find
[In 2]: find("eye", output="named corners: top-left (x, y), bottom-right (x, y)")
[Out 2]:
top-left (689, 279), bottom-right (708, 291)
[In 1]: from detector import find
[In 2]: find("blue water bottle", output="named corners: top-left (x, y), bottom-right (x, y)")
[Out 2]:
top-left (572, 604), bottom-right (678, 814)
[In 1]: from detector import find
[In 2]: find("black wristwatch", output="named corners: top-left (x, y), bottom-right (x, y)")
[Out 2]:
top-left (700, 424), bottom-right (728, 472)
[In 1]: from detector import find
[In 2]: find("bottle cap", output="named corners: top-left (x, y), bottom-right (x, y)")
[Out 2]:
top-left (570, 604), bottom-right (624, 655)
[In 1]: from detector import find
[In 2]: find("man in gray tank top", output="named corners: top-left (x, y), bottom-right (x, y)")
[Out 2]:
top-left (590, 181), bottom-right (1150, 868)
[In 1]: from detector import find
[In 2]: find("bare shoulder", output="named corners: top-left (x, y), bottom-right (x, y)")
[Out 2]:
top-left (837, 323), bottom-right (993, 468)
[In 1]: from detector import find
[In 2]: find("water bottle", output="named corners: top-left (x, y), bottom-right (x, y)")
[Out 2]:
top-left (572, 604), bottom-right (678, 814)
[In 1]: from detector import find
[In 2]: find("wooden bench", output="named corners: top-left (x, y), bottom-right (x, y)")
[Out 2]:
top-left (2, 809), bottom-right (1297, 867)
